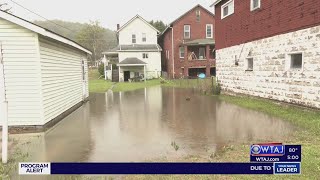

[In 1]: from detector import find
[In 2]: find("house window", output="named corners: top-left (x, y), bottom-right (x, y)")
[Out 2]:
top-left (290, 53), bottom-right (303, 69)
top-left (221, 0), bottom-right (234, 19)
top-left (166, 50), bottom-right (170, 59)
top-left (179, 47), bottom-right (185, 59)
top-left (246, 58), bottom-right (253, 71)
top-left (196, 10), bottom-right (201, 22)
top-left (143, 53), bottom-right (149, 59)
top-left (206, 24), bottom-right (213, 38)
top-left (184, 25), bottom-right (191, 39)
top-left (142, 33), bottom-right (146, 42)
top-left (132, 34), bottom-right (136, 43)
top-left (199, 47), bottom-right (206, 59)
top-left (134, 72), bottom-right (139, 77)
top-left (251, 0), bottom-right (261, 11)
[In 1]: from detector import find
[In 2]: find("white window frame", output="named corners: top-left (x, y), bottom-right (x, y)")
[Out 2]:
top-left (179, 47), bottom-right (185, 59)
top-left (245, 57), bottom-right (254, 71)
top-left (142, 33), bottom-right (146, 42)
top-left (132, 34), bottom-right (136, 44)
top-left (184, 25), bottom-right (191, 39)
top-left (250, 0), bottom-right (261, 11)
top-left (206, 24), bottom-right (213, 38)
top-left (221, 0), bottom-right (234, 19)
top-left (286, 52), bottom-right (304, 71)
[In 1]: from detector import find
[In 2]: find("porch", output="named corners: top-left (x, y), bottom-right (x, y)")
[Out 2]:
top-left (178, 39), bottom-right (216, 78)
top-left (117, 58), bottom-right (147, 82)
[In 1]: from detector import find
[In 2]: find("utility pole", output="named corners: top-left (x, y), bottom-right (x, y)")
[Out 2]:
top-left (0, 43), bottom-right (8, 163)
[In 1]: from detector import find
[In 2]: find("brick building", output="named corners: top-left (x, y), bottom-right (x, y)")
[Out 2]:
top-left (159, 5), bottom-right (216, 79)
top-left (212, 0), bottom-right (320, 108)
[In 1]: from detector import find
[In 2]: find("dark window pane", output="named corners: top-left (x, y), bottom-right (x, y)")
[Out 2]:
top-left (291, 54), bottom-right (302, 68)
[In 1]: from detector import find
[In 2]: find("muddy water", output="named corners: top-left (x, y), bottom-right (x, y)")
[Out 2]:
top-left (20, 86), bottom-right (293, 163)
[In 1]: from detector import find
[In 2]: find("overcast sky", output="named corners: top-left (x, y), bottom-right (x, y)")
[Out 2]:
top-left (5, 0), bottom-right (215, 30)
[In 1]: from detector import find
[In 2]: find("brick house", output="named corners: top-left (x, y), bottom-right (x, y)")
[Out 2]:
top-left (211, 0), bottom-right (320, 108)
top-left (159, 4), bottom-right (216, 79)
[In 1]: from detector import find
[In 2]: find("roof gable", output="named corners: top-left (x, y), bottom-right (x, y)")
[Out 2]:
top-left (160, 4), bottom-right (215, 36)
top-left (0, 11), bottom-right (91, 54)
top-left (117, 15), bottom-right (160, 34)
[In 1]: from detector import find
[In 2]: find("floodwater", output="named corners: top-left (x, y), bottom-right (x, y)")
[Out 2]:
top-left (14, 86), bottom-right (294, 178)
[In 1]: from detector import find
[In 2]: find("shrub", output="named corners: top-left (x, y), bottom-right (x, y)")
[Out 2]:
top-left (98, 64), bottom-right (104, 76)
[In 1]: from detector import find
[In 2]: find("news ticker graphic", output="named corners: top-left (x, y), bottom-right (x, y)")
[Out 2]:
top-left (250, 143), bottom-right (301, 162)
top-left (19, 162), bottom-right (301, 175)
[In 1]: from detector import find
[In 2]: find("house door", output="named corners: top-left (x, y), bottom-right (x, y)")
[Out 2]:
top-left (124, 71), bottom-right (130, 82)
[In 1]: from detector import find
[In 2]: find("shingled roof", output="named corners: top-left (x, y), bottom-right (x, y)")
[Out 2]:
top-left (103, 44), bottom-right (162, 54)
top-left (118, 57), bottom-right (147, 65)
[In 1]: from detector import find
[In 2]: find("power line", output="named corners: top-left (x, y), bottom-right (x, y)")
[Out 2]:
top-left (9, 0), bottom-right (74, 32)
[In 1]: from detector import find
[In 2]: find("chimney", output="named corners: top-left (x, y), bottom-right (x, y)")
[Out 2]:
top-left (117, 24), bottom-right (120, 30)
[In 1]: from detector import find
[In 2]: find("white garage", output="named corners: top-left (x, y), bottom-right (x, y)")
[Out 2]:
top-left (0, 11), bottom-right (91, 127)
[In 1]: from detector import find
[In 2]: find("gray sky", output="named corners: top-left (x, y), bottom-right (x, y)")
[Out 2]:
top-left (5, 0), bottom-right (215, 30)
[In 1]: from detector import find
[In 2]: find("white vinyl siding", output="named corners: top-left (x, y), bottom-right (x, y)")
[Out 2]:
top-left (39, 36), bottom-right (88, 124)
top-left (0, 18), bottom-right (42, 126)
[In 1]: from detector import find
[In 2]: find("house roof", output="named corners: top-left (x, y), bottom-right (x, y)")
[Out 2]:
top-left (117, 15), bottom-right (160, 34)
top-left (183, 39), bottom-right (215, 46)
top-left (118, 57), bottom-right (147, 65)
top-left (102, 44), bottom-right (162, 54)
top-left (210, 0), bottom-right (223, 7)
top-left (0, 10), bottom-right (92, 55)
top-left (161, 4), bottom-right (215, 36)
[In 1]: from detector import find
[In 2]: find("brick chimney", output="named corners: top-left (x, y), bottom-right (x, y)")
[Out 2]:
top-left (117, 24), bottom-right (120, 30)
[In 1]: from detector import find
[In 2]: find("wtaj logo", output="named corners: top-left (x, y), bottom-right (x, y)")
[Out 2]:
top-left (19, 162), bottom-right (51, 175)
top-left (251, 143), bottom-right (285, 156)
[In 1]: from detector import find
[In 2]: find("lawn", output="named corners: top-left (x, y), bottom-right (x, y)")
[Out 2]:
top-left (88, 68), bottom-right (162, 93)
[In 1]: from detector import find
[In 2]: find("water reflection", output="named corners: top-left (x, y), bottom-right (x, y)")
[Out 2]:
top-left (21, 86), bottom-right (293, 163)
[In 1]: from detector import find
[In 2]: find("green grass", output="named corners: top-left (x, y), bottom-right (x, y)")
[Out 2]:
top-left (89, 79), bottom-right (114, 93)
top-left (123, 94), bottom-right (320, 179)
top-left (216, 95), bottom-right (320, 179)
top-left (112, 79), bottom-right (162, 92)
top-left (88, 69), bottom-right (162, 93)
top-left (219, 95), bottom-right (320, 136)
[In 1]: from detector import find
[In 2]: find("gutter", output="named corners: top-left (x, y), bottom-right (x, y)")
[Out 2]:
top-left (210, 0), bottom-right (223, 7)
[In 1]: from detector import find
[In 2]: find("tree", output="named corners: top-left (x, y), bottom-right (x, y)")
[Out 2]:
top-left (76, 21), bottom-right (110, 63)
top-left (149, 20), bottom-right (167, 33)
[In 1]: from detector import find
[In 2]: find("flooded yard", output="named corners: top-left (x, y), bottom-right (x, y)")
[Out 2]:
top-left (17, 86), bottom-right (294, 164)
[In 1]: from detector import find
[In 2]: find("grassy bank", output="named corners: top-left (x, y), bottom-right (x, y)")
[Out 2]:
top-left (112, 79), bottom-right (162, 92)
top-left (88, 69), bottom-right (162, 93)
top-left (123, 94), bottom-right (320, 179)
top-left (217, 95), bottom-right (320, 179)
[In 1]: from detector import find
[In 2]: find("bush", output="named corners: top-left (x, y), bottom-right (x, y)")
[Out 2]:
top-left (98, 64), bottom-right (104, 76)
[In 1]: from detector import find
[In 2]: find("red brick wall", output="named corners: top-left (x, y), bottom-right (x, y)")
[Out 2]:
top-left (160, 5), bottom-right (215, 78)
top-left (215, 0), bottom-right (320, 50)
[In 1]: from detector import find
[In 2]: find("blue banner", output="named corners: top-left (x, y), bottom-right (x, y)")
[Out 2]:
top-left (274, 162), bottom-right (301, 175)
top-left (250, 145), bottom-right (301, 162)
top-left (50, 163), bottom-right (274, 175)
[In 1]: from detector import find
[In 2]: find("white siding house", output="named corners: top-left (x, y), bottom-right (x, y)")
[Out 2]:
top-left (0, 11), bottom-right (91, 127)
top-left (103, 15), bottom-right (162, 82)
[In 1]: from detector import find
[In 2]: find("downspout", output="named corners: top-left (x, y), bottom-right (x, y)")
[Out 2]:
top-left (169, 27), bottom-right (175, 79)
top-left (0, 43), bottom-right (8, 163)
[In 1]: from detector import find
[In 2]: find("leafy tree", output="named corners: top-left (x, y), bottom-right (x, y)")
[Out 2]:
top-left (76, 21), bottom-right (113, 63)
top-left (149, 20), bottom-right (167, 33)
